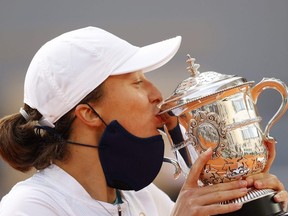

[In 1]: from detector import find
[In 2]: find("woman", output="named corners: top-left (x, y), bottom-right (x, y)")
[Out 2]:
top-left (0, 26), bottom-right (287, 216)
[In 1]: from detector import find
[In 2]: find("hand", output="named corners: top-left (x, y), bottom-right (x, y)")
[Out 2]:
top-left (246, 172), bottom-right (288, 211)
top-left (171, 148), bottom-right (249, 216)
top-left (249, 137), bottom-right (288, 211)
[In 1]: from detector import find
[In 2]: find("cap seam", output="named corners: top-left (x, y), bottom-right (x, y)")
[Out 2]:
top-left (41, 58), bottom-right (71, 121)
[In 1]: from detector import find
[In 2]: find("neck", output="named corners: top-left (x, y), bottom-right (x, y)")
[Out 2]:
top-left (54, 146), bottom-right (116, 203)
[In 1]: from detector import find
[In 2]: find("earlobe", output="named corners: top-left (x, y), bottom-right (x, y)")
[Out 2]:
top-left (74, 104), bottom-right (102, 127)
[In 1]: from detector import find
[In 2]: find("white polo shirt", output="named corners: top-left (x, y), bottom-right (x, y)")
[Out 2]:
top-left (0, 164), bottom-right (174, 216)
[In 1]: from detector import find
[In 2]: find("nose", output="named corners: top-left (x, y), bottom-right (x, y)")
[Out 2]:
top-left (148, 81), bottom-right (163, 104)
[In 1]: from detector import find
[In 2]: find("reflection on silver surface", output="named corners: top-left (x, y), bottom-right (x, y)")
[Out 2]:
top-left (161, 56), bottom-right (288, 185)
top-left (174, 90), bottom-right (269, 184)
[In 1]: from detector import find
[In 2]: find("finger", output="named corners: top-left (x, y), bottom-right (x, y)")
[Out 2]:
top-left (245, 172), bottom-right (267, 187)
top-left (196, 187), bottom-right (248, 205)
top-left (274, 190), bottom-right (288, 211)
top-left (196, 203), bottom-right (243, 216)
top-left (263, 138), bottom-right (277, 173)
top-left (194, 180), bottom-right (248, 196)
top-left (246, 173), bottom-right (285, 191)
top-left (274, 190), bottom-right (288, 208)
top-left (184, 148), bottom-right (213, 188)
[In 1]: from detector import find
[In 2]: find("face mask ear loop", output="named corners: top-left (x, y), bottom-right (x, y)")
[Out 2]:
top-left (85, 103), bottom-right (108, 127)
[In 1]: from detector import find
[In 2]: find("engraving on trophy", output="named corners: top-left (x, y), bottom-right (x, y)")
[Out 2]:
top-left (185, 111), bottom-right (269, 184)
top-left (187, 111), bottom-right (227, 159)
top-left (197, 123), bottom-right (219, 149)
top-left (226, 162), bottom-right (250, 179)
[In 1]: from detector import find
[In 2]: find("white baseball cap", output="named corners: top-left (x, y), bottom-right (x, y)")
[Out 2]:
top-left (23, 26), bottom-right (181, 127)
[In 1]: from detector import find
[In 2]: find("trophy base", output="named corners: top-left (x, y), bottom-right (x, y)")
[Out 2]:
top-left (217, 189), bottom-right (287, 216)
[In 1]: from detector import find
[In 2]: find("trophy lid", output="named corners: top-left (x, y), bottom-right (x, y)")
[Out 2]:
top-left (160, 55), bottom-right (253, 114)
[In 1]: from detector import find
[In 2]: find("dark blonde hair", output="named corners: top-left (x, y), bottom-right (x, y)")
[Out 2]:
top-left (0, 83), bottom-right (104, 172)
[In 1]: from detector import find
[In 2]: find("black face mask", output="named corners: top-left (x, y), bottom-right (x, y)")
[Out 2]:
top-left (98, 120), bottom-right (164, 191)
top-left (67, 104), bottom-right (165, 191)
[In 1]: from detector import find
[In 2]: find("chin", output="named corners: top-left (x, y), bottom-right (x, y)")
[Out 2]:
top-left (152, 129), bottom-right (162, 136)
top-left (141, 129), bottom-right (161, 138)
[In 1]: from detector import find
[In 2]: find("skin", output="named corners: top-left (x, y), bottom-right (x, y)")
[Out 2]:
top-left (55, 71), bottom-right (287, 215)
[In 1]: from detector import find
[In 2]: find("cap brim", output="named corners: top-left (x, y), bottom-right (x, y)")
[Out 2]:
top-left (112, 36), bottom-right (181, 75)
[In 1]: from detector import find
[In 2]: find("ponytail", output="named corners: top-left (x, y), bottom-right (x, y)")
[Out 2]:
top-left (0, 83), bottom-right (104, 172)
top-left (0, 105), bottom-right (71, 172)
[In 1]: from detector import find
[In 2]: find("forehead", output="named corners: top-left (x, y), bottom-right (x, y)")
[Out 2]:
top-left (103, 71), bottom-right (143, 85)
top-left (99, 70), bottom-right (142, 91)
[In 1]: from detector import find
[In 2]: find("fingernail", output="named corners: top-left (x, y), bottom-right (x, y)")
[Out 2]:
top-left (206, 148), bottom-right (212, 154)
top-left (240, 187), bottom-right (248, 193)
top-left (239, 180), bottom-right (247, 187)
top-left (233, 203), bottom-right (243, 209)
top-left (274, 194), bottom-right (280, 201)
top-left (246, 178), bottom-right (253, 186)
top-left (274, 192), bottom-right (282, 201)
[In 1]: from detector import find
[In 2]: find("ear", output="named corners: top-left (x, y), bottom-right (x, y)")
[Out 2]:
top-left (74, 104), bottom-right (103, 127)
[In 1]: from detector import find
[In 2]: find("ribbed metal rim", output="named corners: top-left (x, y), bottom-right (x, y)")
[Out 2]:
top-left (220, 188), bottom-right (275, 204)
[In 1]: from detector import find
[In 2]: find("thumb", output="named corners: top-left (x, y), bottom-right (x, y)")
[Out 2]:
top-left (184, 148), bottom-right (213, 188)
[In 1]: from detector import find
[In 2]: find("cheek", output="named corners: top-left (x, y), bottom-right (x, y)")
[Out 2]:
top-left (119, 103), bottom-right (151, 130)
top-left (104, 93), bottom-right (148, 120)
top-left (119, 91), bottom-right (148, 112)
top-left (123, 102), bottom-right (148, 123)
top-left (127, 94), bottom-right (149, 117)
top-left (102, 89), bottom-right (152, 131)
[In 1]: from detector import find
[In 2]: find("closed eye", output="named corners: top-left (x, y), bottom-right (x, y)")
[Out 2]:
top-left (134, 80), bottom-right (143, 85)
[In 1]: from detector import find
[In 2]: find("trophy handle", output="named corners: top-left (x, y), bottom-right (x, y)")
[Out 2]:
top-left (251, 77), bottom-right (288, 137)
top-left (162, 124), bottom-right (183, 179)
top-left (163, 157), bottom-right (182, 179)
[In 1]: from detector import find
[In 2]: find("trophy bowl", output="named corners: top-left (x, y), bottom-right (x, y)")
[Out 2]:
top-left (161, 55), bottom-right (288, 216)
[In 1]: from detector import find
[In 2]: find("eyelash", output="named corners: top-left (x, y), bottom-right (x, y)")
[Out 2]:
top-left (135, 80), bottom-right (143, 85)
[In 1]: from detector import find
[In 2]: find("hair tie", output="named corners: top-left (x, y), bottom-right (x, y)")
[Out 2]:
top-left (38, 117), bottom-right (55, 128)
top-left (35, 125), bottom-right (61, 139)
top-left (19, 107), bottom-right (55, 128)
top-left (19, 107), bottom-right (30, 121)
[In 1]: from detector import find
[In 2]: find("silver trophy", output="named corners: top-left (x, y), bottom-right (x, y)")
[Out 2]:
top-left (161, 55), bottom-right (288, 216)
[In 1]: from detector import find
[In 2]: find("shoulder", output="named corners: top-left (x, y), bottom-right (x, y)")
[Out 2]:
top-left (0, 178), bottom-right (68, 216)
top-left (122, 183), bottom-right (174, 215)
top-left (144, 183), bottom-right (175, 204)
